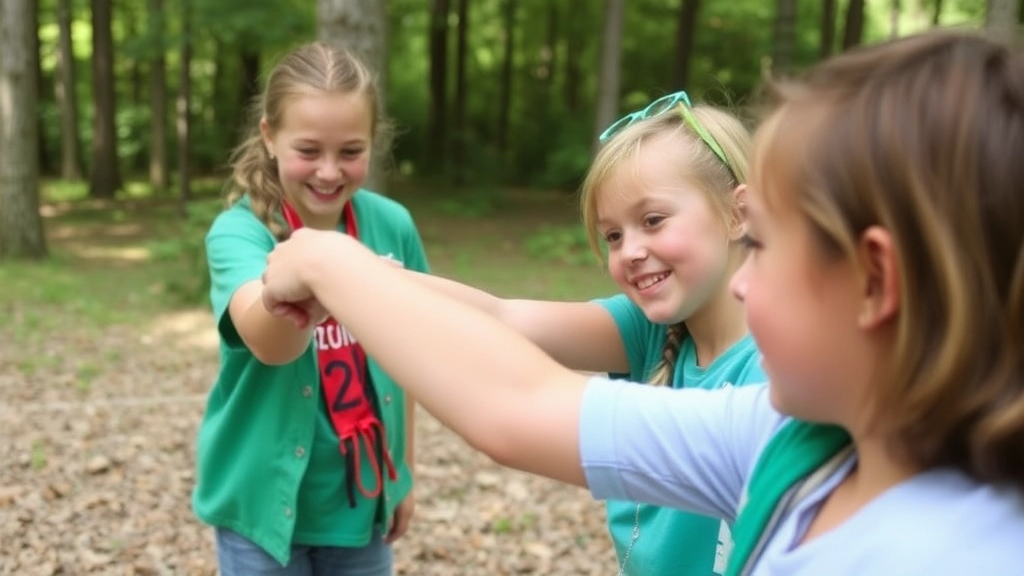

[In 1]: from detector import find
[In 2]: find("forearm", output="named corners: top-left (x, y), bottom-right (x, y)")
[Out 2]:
top-left (234, 282), bottom-right (314, 364)
top-left (302, 235), bottom-right (589, 485)
top-left (404, 270), bottom-right (503, 317)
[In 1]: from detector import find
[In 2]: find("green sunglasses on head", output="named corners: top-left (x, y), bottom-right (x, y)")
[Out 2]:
top-left (599, 91), bottom-right (733, 175)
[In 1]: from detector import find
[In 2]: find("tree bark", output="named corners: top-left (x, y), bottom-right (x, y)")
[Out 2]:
top-left (452, 0), bottom-right (469, 185)
top-left (148, 0), bottom-right (168, 193)
top-left (773, 0), bottom-right (797, 74)
top-left (32, 0), bottom-right (52, 176)
top-left (317, 0), bottom-right (390, 192)
top-left (889, 0), bottom-right (901, 39)
top-left (239, 48), bottom-right (260, 128)
top-left (56, 0), bottom-right (83, 179)
top-left (0, 0), bottom-right (48, 259)
top-left (564, 3), bottom-right (582, 114)
top-left (496, 0), bottom-right (516, 160)
top-left (820, 0), bottom-right (837, 58)
top-left (593, 0), bottom-right (624, 152)
top-left (841, 0), bottom-right (865, 50)
top-left (429, 0), bottom-right (449, 174)
top-left (932, 0), bottom-right (944, 25)
top-left (177, 0), bottom-right (192, 214)
top-left (89, 0), bottom-right (121, 198)
top-left (671, 0), bottom-right (701, 90)
top-left (985, 0), bottom-right (1021, 43)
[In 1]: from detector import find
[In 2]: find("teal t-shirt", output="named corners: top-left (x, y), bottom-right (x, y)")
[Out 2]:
top-left (595, 294), bottom-right (767, 576)
top-left (194, 190), bottom-right (430, 565)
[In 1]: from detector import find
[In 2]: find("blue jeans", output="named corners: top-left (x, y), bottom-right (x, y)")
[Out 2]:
top-left (215, 528), bottom-right (393, 576)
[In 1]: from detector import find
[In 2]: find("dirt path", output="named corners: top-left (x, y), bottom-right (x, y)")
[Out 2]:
top-left (1, 309), bottom-right (616, 575)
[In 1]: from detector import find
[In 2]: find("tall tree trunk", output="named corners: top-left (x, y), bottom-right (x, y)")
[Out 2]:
top-left (177, 0), bottom-right (192, 214)
top-left (889, 0), bottom-right (901, 38)
top-left (148, 0), bottom-right (168, 193)
top-left (820, 0), bottom-right (837, 58)
top-left (564, 5), bottom-right (582, 114)
top-left (317, 0), bottom-right (390, 192)
top-left (773, 0), bottom-right (797, 74)
top-left (841, 0), bottom-right (865, 50)
top-left (985, 0), bottom-right (1021, 42)
top-left (671, 0), bottom-right (701, 90)
top-left (593, 0), bottom-right (624, 152)
top-left (89, 0), bottom-right (121, 198)
top-left (496, 0), bottom-right (516, 160)
top-left (1, 0), bottom-right (48, 259)
top-left (452, 0), bottom-right (469, 185)
top-left (32, 0), bottom-right (52, 176)
top-left (56, 0), bottom-right (83, 179)
top-left (125, 2), bottom-right (143, 104)
top-left (932, 0), bottom-right (944, 25)
top-left (429, 0), bottom-right (449, 175)
top-left (238, 48), bottom-right (260, 129)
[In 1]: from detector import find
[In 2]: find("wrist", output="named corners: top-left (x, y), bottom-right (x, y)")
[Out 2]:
top-left (300, 231), bottom-right (352, 296)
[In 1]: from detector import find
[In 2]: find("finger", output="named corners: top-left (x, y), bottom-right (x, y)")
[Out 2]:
top-left (270, 303), bottom-right (311, 330)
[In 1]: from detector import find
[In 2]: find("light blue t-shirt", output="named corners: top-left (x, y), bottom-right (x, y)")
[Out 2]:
top-left (580, 379), bottom-right (1024, 575)
top-left (596, 294), bottom-right (766, 576)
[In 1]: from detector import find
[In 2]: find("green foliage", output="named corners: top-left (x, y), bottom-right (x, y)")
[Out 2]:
top-left (145, 198), bottom-right (221, 304)
top-left (31, 0), bottom-right (995, 194)
top-left (523, 225), bottom-right (595, 267)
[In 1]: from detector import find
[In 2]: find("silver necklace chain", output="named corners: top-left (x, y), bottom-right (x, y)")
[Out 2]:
top-left (615, 503), bottom-right (642, 576)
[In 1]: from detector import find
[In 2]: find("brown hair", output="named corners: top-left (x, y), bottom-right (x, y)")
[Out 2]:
top-left (224, 42), bottom-right (388, 240)
top-left (761, 31), bottom-right (1024, 487)
top-left (579, 105), bottom-right (752, 385)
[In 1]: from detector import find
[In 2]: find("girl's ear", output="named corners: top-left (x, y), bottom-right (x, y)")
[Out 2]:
top-left (856, 225), bottom-right (901, 330)
top-left (259, 118), bottom-right (275, 158)
top-left (728, 184), bottom-right (749, 241)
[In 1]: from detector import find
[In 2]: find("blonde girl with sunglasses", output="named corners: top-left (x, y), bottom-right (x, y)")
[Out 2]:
top-left (396, 92), bottom-right (762, 576)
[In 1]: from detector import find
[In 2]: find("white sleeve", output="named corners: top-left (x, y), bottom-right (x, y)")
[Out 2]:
top-left (579, 377), bottom-right (784, 521)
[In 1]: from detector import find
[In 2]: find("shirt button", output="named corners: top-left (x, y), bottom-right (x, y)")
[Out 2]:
top-left (302, 386), bottom-right (313, 397)
top-left (295, 446), bottom-right (305, 458)
top-left (383, 394), bottom-right (392, 405)
top-left (284, 507), bottom-right (293, 518)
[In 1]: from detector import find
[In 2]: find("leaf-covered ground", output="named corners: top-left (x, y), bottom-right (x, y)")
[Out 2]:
top-left (1, 189), bottom-right (618, 575)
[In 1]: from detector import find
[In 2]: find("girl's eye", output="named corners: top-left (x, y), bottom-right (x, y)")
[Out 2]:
top-left (643, 215), bottom-right (666, 227)
top-left (603, 230), bottom-right (622, 244)
top-left (342, 148), bottom-right (365, 158)
top-left (738, 234), bottom-right (763, 250)
top-left (296, 148), bottom-right (318, 157)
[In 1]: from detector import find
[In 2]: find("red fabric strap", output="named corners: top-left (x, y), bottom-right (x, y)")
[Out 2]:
top-left (281, 200), bottom-right (397, 506)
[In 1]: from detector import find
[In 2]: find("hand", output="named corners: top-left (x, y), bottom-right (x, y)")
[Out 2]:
top-left (262, 228), bottom-right (337, 327)
top-left (265, 296), bottom-right (329, 330)
top-left (384, 491), bottom-right (415, 544)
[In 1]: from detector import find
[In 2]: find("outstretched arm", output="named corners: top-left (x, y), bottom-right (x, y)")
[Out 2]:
top-left (401, 271), bottom-right (629, 374)
top-left (262, 229), bottom-right (590, 486)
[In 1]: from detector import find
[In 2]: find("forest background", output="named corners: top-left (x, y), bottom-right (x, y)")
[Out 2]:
top-left (0, 1), bottom-right (1021, 574)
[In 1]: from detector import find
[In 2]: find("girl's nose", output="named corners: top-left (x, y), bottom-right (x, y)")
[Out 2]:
top-left (729, 259), bottom-right (749, 302)
top-left (316, 159), bottom-right (342, 181)
top-left (621, 233), bottom-right (648, 262)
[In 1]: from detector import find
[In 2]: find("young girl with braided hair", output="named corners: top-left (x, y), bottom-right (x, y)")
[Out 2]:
top-left (194, 42), bottom-right (428, 575)
top-left (262, 30), bottom-right (1024, 574)
top-left (400, 93), bottom-right (765, 576)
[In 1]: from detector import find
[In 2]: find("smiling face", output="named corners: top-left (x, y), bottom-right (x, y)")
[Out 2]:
top-left (262, 90), bottom-right (372, 230)
top-left (596, 133), bottom-right (735, 325)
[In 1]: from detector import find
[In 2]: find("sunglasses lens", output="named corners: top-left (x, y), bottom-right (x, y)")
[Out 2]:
top-left (645, 94), bottom-right (679, 117)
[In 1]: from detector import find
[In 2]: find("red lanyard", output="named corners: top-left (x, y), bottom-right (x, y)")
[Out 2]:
top-left (281, 199), bottom-right (396, 507)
